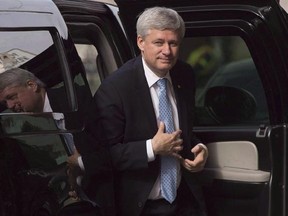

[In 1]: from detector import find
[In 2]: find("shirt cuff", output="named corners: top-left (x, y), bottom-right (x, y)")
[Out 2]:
top-left (146, 139), bottom-right (155, 162)
top-left (77, 156), bottom-right (85, 171)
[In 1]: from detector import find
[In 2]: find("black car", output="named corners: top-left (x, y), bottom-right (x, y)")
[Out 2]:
top-left (53, 0), bottom-right (288, 216)
top-left (2, 0), bottom-right (288, 215)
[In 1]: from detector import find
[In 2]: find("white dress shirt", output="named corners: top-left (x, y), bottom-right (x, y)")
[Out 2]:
top-left (43, 93), bottom-right (75, 154)
top-left (142, 58), bottom-right (181, 200)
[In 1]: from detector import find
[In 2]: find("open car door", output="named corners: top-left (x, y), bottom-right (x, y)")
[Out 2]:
top-left (53, 0), bottom-right (134, 95)
top-left (114, 0), bottom-right (288, 215)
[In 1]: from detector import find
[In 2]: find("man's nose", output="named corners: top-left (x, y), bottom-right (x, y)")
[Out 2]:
top-left (6, 100), bottom-right (15, 109)
top-left (162, 43), bottom-right (171, 55)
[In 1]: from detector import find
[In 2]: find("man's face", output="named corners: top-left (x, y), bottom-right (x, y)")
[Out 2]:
top-left (137, 29), bottom-right (181, 77)
top-left (0, 81), bottom-right (39, 112)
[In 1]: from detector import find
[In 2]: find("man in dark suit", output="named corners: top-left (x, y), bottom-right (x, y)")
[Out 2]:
top-left (92, 6), bottom-right (208, 216)
top-left (0, 68), bottom-right (78, 151)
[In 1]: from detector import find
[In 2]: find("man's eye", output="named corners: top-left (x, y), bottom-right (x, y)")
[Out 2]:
top-left (169, 42), bottom-right (178, 47)
top-left (154, 41), bottom-right (163, 46)
top-left (7, 94), bottom-right (17, 101)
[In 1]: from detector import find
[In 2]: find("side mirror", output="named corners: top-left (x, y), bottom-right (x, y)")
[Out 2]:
top-left (204, 86), bottom-right (257, 124)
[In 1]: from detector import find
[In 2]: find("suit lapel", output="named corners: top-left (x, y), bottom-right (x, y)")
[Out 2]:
top-left (170, 61), bottom-right (197, 157)
top-left (133, 56), bottom-right (158, 134)
top-left (170, 67), bottom-right (187, 132)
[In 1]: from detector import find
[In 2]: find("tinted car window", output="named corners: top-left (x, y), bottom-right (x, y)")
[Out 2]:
top-left (0, 31), bottom-right (52, 72)
top-left (179, 36), bottom-right (269, 126)
top-left (0, 29), bottom-right (89, 111)
top-left (0, 30), bottom-right (68, 109)
top-left (0, 113), bottom-right (70, 170)
top-left (0, 28), bottom-right (89, 169)
top-left (0, 31), bottom-right (62, 172)
top-left (75, 44), bottom-right (101, 95)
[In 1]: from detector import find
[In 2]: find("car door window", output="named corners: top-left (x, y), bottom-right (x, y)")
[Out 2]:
top-left (0, 29), bottom-right (89, 167)
top-left (179, 36), bottom-right (269, 126)
top-left (0, 30), bottom-right (71, 109)
top-left (0, 31), bottom-right (53, 73)
top-left (53, 0), bottom-right (134, 95)
top-left (69, 22), bottom-right (119, 95)
top-left (68, 22), bottom-right (124, 95)
top-left (179, 35), bottom-right (272, 216)
top-left (75, 44), bottom-right (100, 95)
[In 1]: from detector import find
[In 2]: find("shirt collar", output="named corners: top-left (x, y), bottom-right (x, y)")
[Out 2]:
top-left (142, 58), bottom-right (173, 88)
top-left (43, 93), bottom-right (64, 120)
top-left (43, 93), bottom-right (52, 112)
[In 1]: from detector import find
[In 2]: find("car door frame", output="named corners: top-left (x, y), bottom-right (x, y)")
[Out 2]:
top-left (53, 0), bottom-right (135, 83)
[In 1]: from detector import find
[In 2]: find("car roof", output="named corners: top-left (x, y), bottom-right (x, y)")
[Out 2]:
top-left (93, 0), bottom-right (116, 5)
top-left (0, 0), bottom-right (68, 39)
top-left (0, 0), bottom-right (58, 13)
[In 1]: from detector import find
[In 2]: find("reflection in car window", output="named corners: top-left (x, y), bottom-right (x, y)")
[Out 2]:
top-left (0, 114), bottom-right (69, 170)
top-left (75, 44), bottom-right (101, 95)
top-left (0, 30), bottom-right (86, 170)
top-left (0, 30), bottom-right (64, 113)
top-left (180, 36), bottom-right (269, 126)
top-left (0, 30), bottom-right (82, 113)
top-left (0, 31), bottom-right (53, 73)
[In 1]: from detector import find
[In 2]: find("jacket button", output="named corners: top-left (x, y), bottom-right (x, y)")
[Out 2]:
top-left (138, 202), bottom-right (143, 208)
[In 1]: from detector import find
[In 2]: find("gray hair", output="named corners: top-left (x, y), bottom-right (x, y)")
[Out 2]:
top-left (136, 7), bottom-right (185, 39)
top-left (0, 68), bottom-right (45, 91)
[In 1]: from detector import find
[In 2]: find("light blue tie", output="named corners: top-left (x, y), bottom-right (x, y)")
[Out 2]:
top-left (157, 78), bottom-right (178, 204)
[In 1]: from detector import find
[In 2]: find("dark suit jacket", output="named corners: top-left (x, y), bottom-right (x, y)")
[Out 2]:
top-left (94, 55), bottom-right (206, 216)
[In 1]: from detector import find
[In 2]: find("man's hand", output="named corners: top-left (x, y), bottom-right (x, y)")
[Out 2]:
top-left (67, 148), bottom-right (81, 168)
top-left (151, 122), bottom-right (183, 159)
top-left (181, 144), bottom-right (208, 172)
top-left (66, 148), bottom-right (82, 200)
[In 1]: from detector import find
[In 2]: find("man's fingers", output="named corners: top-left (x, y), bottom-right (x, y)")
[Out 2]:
top-left (192, 144), bottom-right (208, 158)
top-left (68, 190), bottom-right (80, 201)
top-left (182, 159), bottom-right (204, 172)
top-left (174, 138), bottom-right (183, 146)
top-left (157, 121), bottom-right (165, 134)
top-left (171, 130), bottom-right (182, 139)
top-left (171, 152), bottom-right (183, 160)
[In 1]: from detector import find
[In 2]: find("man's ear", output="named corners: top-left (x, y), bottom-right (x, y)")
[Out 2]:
top-left (137, 35), bottom-right (145, 51)
top-left (26, 80), bottom-right (38, 92)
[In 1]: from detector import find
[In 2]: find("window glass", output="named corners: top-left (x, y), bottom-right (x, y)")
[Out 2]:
top-left (0, 31), bottom-right (53, 72)
top-left (67, 22), bottom-right (121, 95)
top-left (179, 36), bottom-right (269, 126)
top-left (0, 114), bottom-right (69, 169)
top-left (75, 44), bottom-right (101, 95)
top-left (0, 30), bottom-right (77, 169)
top-left (0, 30), bottom-right (73, 113)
